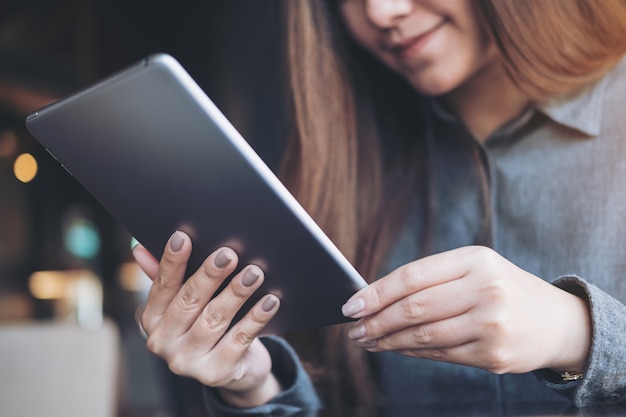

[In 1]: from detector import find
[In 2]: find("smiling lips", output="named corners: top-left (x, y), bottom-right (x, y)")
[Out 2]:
top-left (389, 20), bottom-right (447, 60)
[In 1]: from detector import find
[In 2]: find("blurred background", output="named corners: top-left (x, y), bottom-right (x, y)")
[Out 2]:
top-left (0, 1), bottom-right (285, 416)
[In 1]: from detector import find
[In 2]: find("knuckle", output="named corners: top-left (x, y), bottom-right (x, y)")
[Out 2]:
top-left (145, 333), bottom-right (165, 356)
top-left (366, 315), bottom-right (381, 336)
top-left (201, 259), bottom-right (220, 280)
top-left (401, 297), bottom-right (424, 321)
top-left (491, 311), bottom-right (508, 329)
top-left (230, 280), bottom-right (252, 299)
top-left (368, 285), bottom-right (385, 310)
top-left (466, 246), bottom-right (498, 271)
top-left (479, 277), bottom-right (510, 308)
top-left (153, 273), bottom-right (179, 290)
top-left (177, 286), bottom-right (200, 309)
top-left (486, 278), bottom-right (508, 297)
top-left (199, 368), bottom-right (230, 387)
top-left (411, 326), bottom-right (432, 346)
top-left (485, 347), bottom-right (511, 374)
top-left (196, 369), bottom-right (217, 386)
top-left (468, 245), bottom-right (495, 261)
top-left (399, 263), bottom-right (423, 289)
top-left (200, 307), bottom-right (228, 331)
top-left (484, 310), bottom-right (511, 338)
top-left (156, 260), bottom-right (185, 286)
top-left (231, 327), bottom-right (255, 347)
top-left (168, 355), bottom-right (188, 376)
top-left (426, 348), bottom-right (447, 362)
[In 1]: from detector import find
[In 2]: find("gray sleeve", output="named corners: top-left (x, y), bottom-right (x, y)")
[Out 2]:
top-left (203, 336), bottom-right (322, 416)
top-left (535, 276), bottom-right (626, 407)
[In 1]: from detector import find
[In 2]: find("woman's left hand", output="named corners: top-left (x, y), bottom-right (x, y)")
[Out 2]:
top-left (342, 246), bottom-right (591, 374)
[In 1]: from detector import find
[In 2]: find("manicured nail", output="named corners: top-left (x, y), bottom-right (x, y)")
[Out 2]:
top-left (242, 266), bottom-right (261, 287)
top-left (169, 231), bottom-right (184, 252)
top-left (262, 295), bottom-right (278, 312)
top-left (342, 298), bottom-right (365, 317)
top-left (214, 249), bottom-right (233, 269)
top-left (348, 324), bottom-right (366, 340)
top-left (358, 339), bottom-right (377, 349)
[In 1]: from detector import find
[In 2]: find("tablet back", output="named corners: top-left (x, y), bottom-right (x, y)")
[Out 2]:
top-left (25, 53), bottom-right (366, 335)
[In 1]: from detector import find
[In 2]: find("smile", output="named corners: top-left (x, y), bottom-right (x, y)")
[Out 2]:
top-left (391, 20), bottom-right (447, 60)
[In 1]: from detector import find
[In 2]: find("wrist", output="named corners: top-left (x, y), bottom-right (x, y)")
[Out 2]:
top-left (218, 373), bottom-right (283, 408)
top-left (547, 290), bottom-right (591, 373)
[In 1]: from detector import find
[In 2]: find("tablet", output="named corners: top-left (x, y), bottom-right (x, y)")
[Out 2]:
top-left (25, 53), bottom-right (367, 335)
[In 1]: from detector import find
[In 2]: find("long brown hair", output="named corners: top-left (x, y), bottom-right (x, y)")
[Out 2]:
top-left (281, 0), bottom-right (426, 406)
top-left (281, 0), bottom-right (626, 407)
top-left (478, 0), bottom-right (626, 101)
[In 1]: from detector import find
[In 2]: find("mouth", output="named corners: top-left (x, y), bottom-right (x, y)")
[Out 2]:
top-left (390, 20), bottom-right (447, 59)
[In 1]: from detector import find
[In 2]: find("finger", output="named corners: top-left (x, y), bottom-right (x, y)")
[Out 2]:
top-left (342, 246), bottom-right (490, 318)
top-left (395, 341), bottom-right (515, 374)
top-left (183, 264), bottom-right (266, 350)
top-left (154, 247), bottom-right (239, 339)
top-left (210, 294), bottom-right (280, 362)
top-left (394, 343), bottom-right (477, 369)
top-left (358, 314), bottom-right (479, 353)
top-left (132, 244), bottom-right (159, 279)
top-left (141, 231), bottom-right (193, 331)
top-left (348, 277), bottom-right (475, 342)
top-left (183, 295), bottom-right (279, 389)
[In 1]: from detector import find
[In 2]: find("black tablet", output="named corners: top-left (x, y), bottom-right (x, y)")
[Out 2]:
top-left (25, 53), bottom-right (367, 335)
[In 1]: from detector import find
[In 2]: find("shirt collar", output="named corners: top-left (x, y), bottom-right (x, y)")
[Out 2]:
top-left (536, 70), bottom-right (610, 137)
top-left (429, 59), bottom-right (619, 139)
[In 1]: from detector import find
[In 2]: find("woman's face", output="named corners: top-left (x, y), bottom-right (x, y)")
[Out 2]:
top-left (338, 0), bottom-right (499, 96)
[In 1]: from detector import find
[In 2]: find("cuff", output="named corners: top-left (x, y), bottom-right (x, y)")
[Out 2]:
top-left (535, 276), bottom-right (626, 407)
top-left (203, 336), bottom-right (321, 416)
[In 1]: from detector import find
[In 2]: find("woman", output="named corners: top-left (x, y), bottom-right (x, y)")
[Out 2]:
top-left (132, 0), bottom-right (626, 413)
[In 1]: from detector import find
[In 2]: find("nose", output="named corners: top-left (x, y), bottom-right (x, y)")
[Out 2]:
top-left (365, 0), bottom-right (414, 29)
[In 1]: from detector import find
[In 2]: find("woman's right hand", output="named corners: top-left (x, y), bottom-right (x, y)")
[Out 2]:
top-left (132, 231), bottom-right (282, 408)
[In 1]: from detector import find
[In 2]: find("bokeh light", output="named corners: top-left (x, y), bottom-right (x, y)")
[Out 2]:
top-left (64, 218), bottom-right (101, 259)
top-left (13, 153), bottom-right (38, 183)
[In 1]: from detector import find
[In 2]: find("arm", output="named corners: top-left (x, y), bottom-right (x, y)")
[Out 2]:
top-left (536, 276), bottom-right (626, 407)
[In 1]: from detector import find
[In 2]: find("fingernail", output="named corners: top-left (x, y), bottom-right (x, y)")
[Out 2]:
top-left (169, 231), bottom-right (184, 252)
top-left (358, 339), bottom-right (377, 349)
top-left (214, 249), bottom-right (233, 268)
top-left (242, 266), bottom-right (261, 287)
top-left (342, 298), bottom-right (365, 317)
top-left (348, 324), bottom-right (366, 340)
top-left (262, 295), bottom-right (278, 312)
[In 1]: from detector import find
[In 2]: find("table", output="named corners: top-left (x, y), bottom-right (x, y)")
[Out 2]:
top-left (312, 402), bottom-right (626, 417)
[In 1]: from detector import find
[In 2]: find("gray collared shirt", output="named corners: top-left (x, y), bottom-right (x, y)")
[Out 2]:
top-left (379, 56), bottom-right (626, 407)
top-left (204, 58), bottom-right (626, 414)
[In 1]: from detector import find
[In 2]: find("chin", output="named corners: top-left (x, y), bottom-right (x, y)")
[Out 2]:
top-left (408, 78), bottom-right (456, 97)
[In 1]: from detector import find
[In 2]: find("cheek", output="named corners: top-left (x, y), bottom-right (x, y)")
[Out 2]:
top-left (339, 2), bottom-right (365, 39)
top-left (339, 3), bottom-right (381, 54)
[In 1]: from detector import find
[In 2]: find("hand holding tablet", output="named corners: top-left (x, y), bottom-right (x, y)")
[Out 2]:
top-left (26, 53), bottom-right (367, 335)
